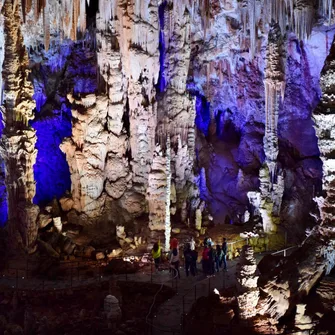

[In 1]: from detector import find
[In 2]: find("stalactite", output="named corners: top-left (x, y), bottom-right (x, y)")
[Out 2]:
top-left (249, 0), bottom-right (257, 58)
top-left (99, 0), bottom-right (113, 30)
top-left (26, 0), bottom-right (32, 14)
top-left (294, 0), bottom-right (315, 40)
top-left (264, 0), bottom-right (288, 36)
top-left (264, 22), bottom-right (285, 179)
top-left (319, 0), bottom-right (333, 24)
top-left (79, 0), bottom-right (86, 32)
top-left (43, 0), bottom-right (50, 51)
top-left (164, 133), bottom-right (171, 252)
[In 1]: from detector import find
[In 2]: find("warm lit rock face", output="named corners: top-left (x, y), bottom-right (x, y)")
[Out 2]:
top-left (0, 0), bottom-right (39, 252)
top-left (236, 245), bottom-right (259, 320)
top-left (314, 34), bottom-right (335, 224)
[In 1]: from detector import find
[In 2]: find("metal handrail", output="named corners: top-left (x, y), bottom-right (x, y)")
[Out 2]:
top-left (145, 265), bottom-right (180, 334)
top-left (0, 253), bottom-right (173, 292)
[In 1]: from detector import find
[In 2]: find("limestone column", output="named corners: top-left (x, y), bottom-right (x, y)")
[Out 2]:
top-left (259, 23), bottom-right (285, 233)
top-left (153, 1), bottom-right (196, 227)
top-left (0, 0), bottom-right (39, 253)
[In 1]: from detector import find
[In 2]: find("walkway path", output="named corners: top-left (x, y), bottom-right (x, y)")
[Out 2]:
top-left (148, 259), bottom-right (239, 335)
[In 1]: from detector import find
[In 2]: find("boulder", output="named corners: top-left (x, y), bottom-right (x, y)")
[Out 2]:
top-left (107, 248), bottom-right (123, 259)
top-left (83, 246), bottom-right (95, 258)
top-left (62, 223), bottom-right (83, 235)
top-left (96, 252), bottom-right (105, 260)
top-left (104, 295), bottom-right (122, 321)
top-left (37, 239), bottom-right (60, 258)
top-left (62, 237), bottom-right (76, 255)
top-left (59, 196), bottom-right (74, 212)
top-left (38, 213), bottom-right (52, 229)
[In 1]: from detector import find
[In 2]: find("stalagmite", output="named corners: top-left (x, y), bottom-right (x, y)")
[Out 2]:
top-left (236, 245), bottom-right (259, 321)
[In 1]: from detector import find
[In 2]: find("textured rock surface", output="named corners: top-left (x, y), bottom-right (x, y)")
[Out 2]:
top-left (0, 1), bottom-right (334, 252)
top-left (236, 245), bottom-right (259, 320)
top-left (0, 0), bottom-right (39, 252)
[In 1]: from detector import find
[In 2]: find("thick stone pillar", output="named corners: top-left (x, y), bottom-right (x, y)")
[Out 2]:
top-left (259, 23), bottom-right (285, 233)
top-left (1, 0), bottom-right (39, 253)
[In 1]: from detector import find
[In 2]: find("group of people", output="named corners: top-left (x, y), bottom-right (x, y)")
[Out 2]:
top-left (201, 237), bottom-right (228, 277)
top-left (151, 236), bottom-right (228, 278)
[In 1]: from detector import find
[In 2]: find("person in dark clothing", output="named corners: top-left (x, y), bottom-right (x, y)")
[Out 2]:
top-left (222, 238), bottom-right (228, 271)
top-left (184, 243), bottom-right (193, 277)
top-left (191, 249), bottom-right (198, 276)
top-left (215, 245), bottom-right (223, 272)
top-left (208, 243), bottom-right (215, 276)
top-left (202, 245), bottom-right (210, 276)
top-left (203, 237), bottom-right (209, 247)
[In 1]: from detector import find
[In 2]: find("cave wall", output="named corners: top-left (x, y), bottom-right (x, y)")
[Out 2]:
top-left (0, 0), bottom-right (335, 244)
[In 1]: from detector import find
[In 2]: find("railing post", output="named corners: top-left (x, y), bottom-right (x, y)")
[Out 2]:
top-left (182, 296), bottom-right (185, 315)
top-left (150, 261), bottom-right (153, 284)
top-left (284, 249), bottom-right (287, 257)
top-left (16, 269), bottom-right (18, 290)
top-left (125, 261), bottom-right (128, 281)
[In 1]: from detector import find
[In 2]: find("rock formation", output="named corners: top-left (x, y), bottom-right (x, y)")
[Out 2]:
top-left (1, 0), bottom-right (39, 253)
top-left (236, 245), bottom-right (259, 321)
top-left (0, 0), bottom-right (332, 259)
top-left (259, 22), bottom-right (286, 234)
top-left (314, 32), bottom-right (335, 225)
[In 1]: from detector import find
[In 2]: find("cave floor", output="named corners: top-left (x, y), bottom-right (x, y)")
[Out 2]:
top-left (0, 252), bottom-right (268, 334)
top-left (150, 254), bottom-right (266, 334)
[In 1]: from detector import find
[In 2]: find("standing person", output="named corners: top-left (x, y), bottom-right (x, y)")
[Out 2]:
top-left (208, 242), bottom-right (215, 276)
top-left (203, 237), bottom-right (209, 247)
top-left (170, 246), bottom-right (181, 279)
top-left (215, 245), bottom-right (223, 272)
top-left (151, 241), bottom-right (161, 271)
top-left (222, 238), bottom-right (228, 271)
top-left (184, 243), bottom-right (193, 277)
top-left (191, 248), bottom-right (198, 276)
top-left (190, 237), bottom-right (196, 251)
top-left (202, 244), bottom-right (210, 276)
